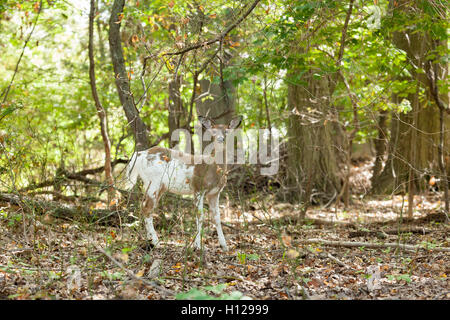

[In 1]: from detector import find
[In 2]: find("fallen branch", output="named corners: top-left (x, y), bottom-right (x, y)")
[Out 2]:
top-left (300, 238), bottom-right (450, 252)
top-left (27, 190), bottom-right (102, 203)
top-left (348, 227), bottom-right (432, 238)
top-left (277, 216), bottom-right (353, 227)
top-left (0, 192), bottom-right (130, 225)
top-left (18, 159), bottom-right (128, 192)
top-left (273, 211), bottom-right (449, 229)
top-left (325, 252), bottom-right (348, 268)
top-left (74, 159), bottom-right (129, 177)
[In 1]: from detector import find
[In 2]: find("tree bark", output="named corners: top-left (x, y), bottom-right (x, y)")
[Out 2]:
top-left (196, 79), bottom-right (236, 125)
top-left (263, 75), bottom-right (272, 134)
top-left (285, 1), bottom-right (354, 206)
top-left (195, 46), bottom-right (236, 151)
top-left (109, 0), bottom-right (150, 151)
top-left (89, 0), bottom-right (114, 198)
top-left (426, 37), bottom-right (449, 217)
top-left (168, 75), bottom-right (184, 148)
top-left (371, 110), bottom-right (388, 183)
top-left (286, 68), bottom-right (342, 205)
top-left (372, 0), bottom-right (450, 195)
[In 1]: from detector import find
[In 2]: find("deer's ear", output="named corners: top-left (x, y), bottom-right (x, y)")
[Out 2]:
top-left (199, 116), bottom-right (213, 129)
top-left (229, 115), bottom-right (243, 129)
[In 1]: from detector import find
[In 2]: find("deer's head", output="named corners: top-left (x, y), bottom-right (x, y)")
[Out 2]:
top-left (198, 115), bottom-right (243, 145)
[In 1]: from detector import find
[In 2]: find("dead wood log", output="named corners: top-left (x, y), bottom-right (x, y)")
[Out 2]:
top-left (299, 238), bottom-right (450, 252)
top-left (0, 193), bottom-right (132, 225)
top-left (348, 227), bottom-right (432, 238)
top-left (273, 211), bottom-right (448, 229)
top-left (27, 190), bottom-right (102, 203)
top-left (277, 215), bottom-right (353, 227)
top-left (18, 159), bottom-right (129, 192)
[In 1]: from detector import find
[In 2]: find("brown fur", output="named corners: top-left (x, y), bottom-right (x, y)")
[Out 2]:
top-left (145, 147), bottom-right (171, 162)
top-left (142, 183), bottom-right (167, 217)
top-left (191, 162), bottom-right (227, 194)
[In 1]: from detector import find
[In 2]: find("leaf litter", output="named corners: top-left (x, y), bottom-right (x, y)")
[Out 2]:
top-left (0, 192), bottom-right (448, 300)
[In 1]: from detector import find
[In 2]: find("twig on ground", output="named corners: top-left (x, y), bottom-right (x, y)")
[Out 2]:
top-left (325, 252), bottom-right (348, 268)
top-left (96, 245), bottom-right (174, 297)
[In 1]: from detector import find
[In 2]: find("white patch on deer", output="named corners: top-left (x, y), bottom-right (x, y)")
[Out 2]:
top-left (145, 217), bottom-right (159, 246)
top-left (133, 151), bottom-right (194, 196)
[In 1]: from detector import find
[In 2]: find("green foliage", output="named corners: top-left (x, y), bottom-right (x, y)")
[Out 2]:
top-left (236, 252), bottom-right (260, 264)
top-left (175, 283), bottom-right (247, 300)
top-left (101, 270), bottom-right (125, 281)
top-left (0, 0), bottom-right (447, 196)
top-left (0, 208), bottom-right (22, 227)
top-left (386, 274), bottom-right (412, 283)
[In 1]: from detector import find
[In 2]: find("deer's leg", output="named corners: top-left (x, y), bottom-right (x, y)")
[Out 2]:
top-left (143, 195), bottom-right (159, 247)
top-left (194, 191), bottom-right (205, 249)
top-left (207, 193), bottom-right (228, 251)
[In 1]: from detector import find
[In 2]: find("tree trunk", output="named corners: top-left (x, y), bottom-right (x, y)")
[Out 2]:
top-left (286, 68), bottom-right (342, 205)
top-left (196, 79), bottom-right (236, 124)
top-left (285, 1), bottom-right (352, 207)
top-left (109, 0), bottom-right (149, 151)
top-left (168, 75), bottom-right (184, 148)
top-left (372, 0), bottom-right (450, 194)
top-left (371, 110), bottom-right (388, 184)
top-left (195, 77), bottom-right (236, 154)
top-left (95, 0), bottom-right (106, 62)
top-left (263, 75), bottom-right (272, 134)
top-left (89, 0), bottom-right (114, 199)
top-left (195, 43), bottom-right (236, 150)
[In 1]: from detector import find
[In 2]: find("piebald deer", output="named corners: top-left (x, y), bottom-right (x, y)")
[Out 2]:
top-left (127, 115), bottom-right (243, 251)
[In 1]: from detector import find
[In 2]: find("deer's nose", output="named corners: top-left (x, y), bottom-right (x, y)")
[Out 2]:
top-left (217, 136), bottom-right (225, 143)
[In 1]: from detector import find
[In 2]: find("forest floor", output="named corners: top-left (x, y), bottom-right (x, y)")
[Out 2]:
top-left (0, 189), bottom-right (449, 300)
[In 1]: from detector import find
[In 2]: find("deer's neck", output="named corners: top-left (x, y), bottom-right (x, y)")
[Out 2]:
top-left (211, 145), bottom-right (228, 172)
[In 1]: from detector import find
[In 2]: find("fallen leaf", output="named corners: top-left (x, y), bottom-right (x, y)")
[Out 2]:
top-left (281, 233), bottom-right (292, 247)
top-left (286, 249), bottom-right (299, 259)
